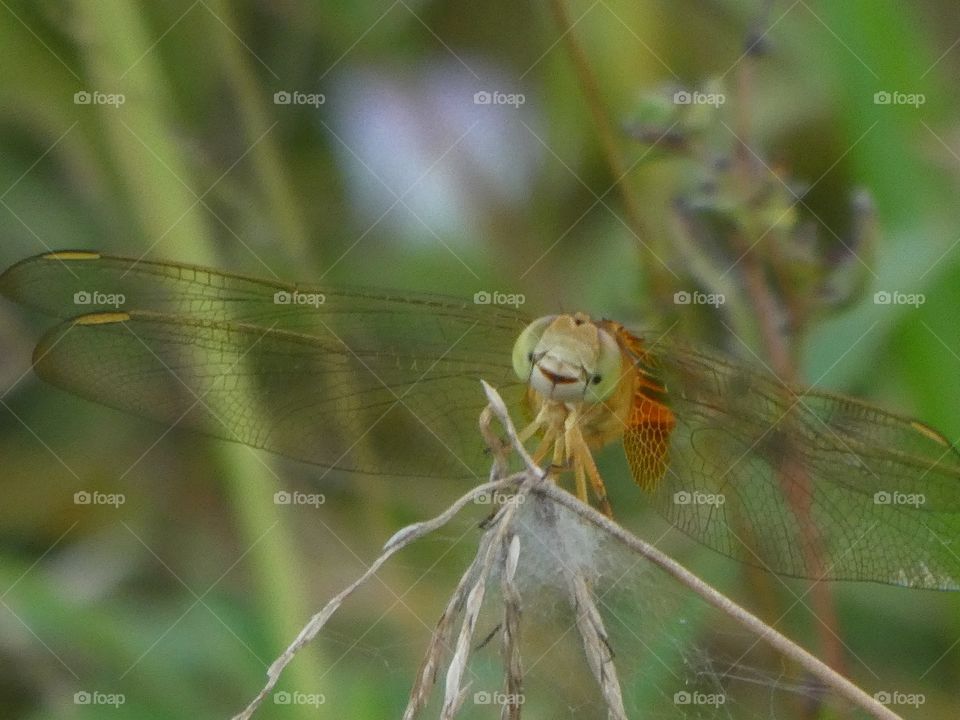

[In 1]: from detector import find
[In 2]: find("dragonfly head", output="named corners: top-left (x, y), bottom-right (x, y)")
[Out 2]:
top-left (512, 313), bottom-right (622, 403)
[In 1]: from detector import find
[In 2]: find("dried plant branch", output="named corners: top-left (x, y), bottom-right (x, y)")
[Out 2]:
top-left (440, 493), bottom-right (526, 719)
top-left (568, 569), bottom-right (627, 719)
top-left (403, 533), bottom-right (492, 720)
top-left (527, 480), bottom-right (902, 720)
top-left (727, 9), bottom-right (848, 678)
top-left (499, 533), bottom-right (523, 720)
top-left (403, 494), bottom-right (533, 720)
top-left (231, 474), bottom-right (524, 720)
top-left (234, 382), bottom-right (902, 720)
top-left (547, 0), bottom-right (671, 305)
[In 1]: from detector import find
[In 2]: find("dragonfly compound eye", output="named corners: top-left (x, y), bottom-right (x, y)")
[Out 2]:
top-left (585, 328), bottom-right (622, 403)
top-left (512, 316), bottom-right (556, 381)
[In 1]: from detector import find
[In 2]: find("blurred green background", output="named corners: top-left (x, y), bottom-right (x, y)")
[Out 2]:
top-left (1, 0), bottom-right (959, 718)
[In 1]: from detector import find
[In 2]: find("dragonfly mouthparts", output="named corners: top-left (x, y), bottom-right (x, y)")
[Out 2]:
top-left (538, 366), bottom-right (578, 385)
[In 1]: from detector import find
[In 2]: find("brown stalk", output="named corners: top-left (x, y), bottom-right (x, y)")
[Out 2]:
top-left (730, 35), bottom-right (849, 688)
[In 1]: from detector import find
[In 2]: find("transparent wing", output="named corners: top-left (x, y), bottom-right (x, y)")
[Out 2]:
top-left (0, 250), bottom-right (527, 342)
top-left (2, 253), bottom-right (529, 479)
top-left (630, 340), bottom-right (960, 589)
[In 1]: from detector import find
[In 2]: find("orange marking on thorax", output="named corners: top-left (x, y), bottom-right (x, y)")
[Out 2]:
top-left (607, 322), bottom-right (676, 492)
top-left (630, 375), bottom-right (675, 425)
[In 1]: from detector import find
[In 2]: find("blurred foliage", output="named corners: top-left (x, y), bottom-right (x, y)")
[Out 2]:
top-left (1, 0), bottom-right (960, 718)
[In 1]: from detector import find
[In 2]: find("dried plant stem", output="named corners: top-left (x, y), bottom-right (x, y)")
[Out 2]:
top-left (403, 488), bottom-right (536, 720)
top-left (728, 162), bottom-right (848, 683)
top-left (231, 474), bottom-right (524, 720)
top-left (499, 534), bottom-right (523, 720)
top-left (531, 474), bottom-right (627, 719)
top-left (234, 383), bottom-right (899, 720)
top-left (403, 548), bottom-right (478, 720)
top-left (568, 569), bottom-right (628, 719)
top-left (439, 485), bottom-right (533, 719)
top-left (483, 381), bottom-right (891, 719)
top-left (531, 480), bottom-right (902, 720)
top-left (729, 8), bottom-right (848, 678)
top-left (546, 0), bottom-right (670, 305)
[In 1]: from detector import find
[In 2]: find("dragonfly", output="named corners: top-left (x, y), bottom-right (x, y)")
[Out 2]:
top-left (2, 251), bottom-right (959, 591)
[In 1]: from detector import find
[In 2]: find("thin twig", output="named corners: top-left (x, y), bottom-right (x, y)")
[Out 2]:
top-left (404, 526), bottom-right (493, 720)
top-left (500, 534), bottom-right (523, 720)
top-left (235, 383), bottom-right (899, 720)
top-left (529, 479), bottom-right (903, 720)
top-left (569, 572), bottom-right (627, 720)
top-left (729, 5), bottom-right (849, 677)
top-left (529, 478), bottom-right (627, 719)
top-left (232, 475), bottom-right (523, 720)
top-left (546, 0), bottom-right (670, 305)
top-left (441, 478), bottom-right (539, 719)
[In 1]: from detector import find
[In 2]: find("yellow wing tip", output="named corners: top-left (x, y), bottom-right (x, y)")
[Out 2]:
top-left (910, 421), bottom-right (952, 447)
top-left (74, 312), bottom-right (131, 326)
top-left (40, 251), bottom-right (102, 261)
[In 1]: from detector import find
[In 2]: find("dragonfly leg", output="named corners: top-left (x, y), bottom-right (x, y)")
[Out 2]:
top-left (517, 416), bottom-right (544, 445)
top-left (572, 452), bottom-right (589, 504)
top-left (562, 411), bottom-right (589, 503)
top-left (583, 449), bottom-right (613, 518)
top-left (483, 406), bottom-right (552, 477)
top-left (479, 405), bottom-right (510, 477)
top-left (552, 423), bottom-right (566, 471)
top-left (565, 414), bottom-right (613, 518)
top-left (531, 425), bottom-right (556, 466)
